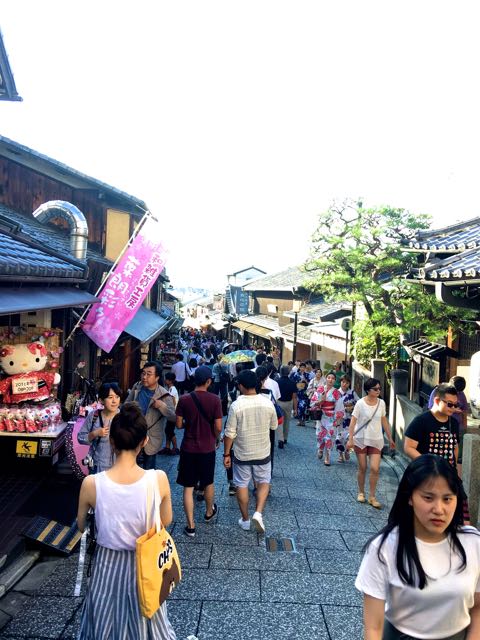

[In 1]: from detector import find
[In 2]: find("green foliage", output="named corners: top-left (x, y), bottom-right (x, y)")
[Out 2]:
top-left (352, 320), bottom-right (401, 368)
top-left (305, 199), bottom-right (476, 368)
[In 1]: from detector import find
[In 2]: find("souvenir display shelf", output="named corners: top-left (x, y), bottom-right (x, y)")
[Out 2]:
top-left (0, 422), bottom-right (67, 438)
top-left (0, 421), bottom-right (68, 463)
top-left (0, 326), bottom-right (65, 464)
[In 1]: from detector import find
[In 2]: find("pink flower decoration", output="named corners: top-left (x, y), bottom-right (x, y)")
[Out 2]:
top-left (27, 342), bottom-right (47, 357)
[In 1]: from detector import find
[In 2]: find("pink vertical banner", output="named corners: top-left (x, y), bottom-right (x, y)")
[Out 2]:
top-left (82, 217), bottom-right (167, 353)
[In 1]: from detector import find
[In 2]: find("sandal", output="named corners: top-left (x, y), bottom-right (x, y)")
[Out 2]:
top-left (324, 453), bottom-right (331, 467)
top-left (357, 492), bottom-right (366, 503)
top-left (368, 496), bottom-right (382, 509)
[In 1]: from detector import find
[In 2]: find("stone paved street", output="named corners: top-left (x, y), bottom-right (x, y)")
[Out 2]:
top-left (0, 419), bottom-right (402, 639)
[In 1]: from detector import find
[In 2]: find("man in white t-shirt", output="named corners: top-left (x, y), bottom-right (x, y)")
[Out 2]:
top-left (223, 370), bottom-right (277, 534)
top-left (171, 354), bottom-right (191, 395)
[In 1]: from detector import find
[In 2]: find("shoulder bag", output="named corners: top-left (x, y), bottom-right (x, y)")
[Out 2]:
top-left (353, 400), bottom-right (381, 437)
top-left (190, 391), bottom-right (222, 445)
top-left (136, 470), bottom-right (182, 618)
top-left (264, 388), bottom-right (284, 425)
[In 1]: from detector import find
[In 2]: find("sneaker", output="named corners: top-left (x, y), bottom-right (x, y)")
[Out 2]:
top-left (278, 441), bottom-right (284, 449)
top-left (251, 511), bottom-right (265, 533)
top-left (228, 483), bottom-right (236, 496)
top-left (183, 526), bottom-right (196, 538)
top-left (204, 503), bottom-right (219, 523)
top-left (238, 517), bottom-right (251, 531)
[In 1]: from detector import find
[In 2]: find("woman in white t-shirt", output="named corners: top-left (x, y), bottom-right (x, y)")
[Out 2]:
top-left (347, 378), bottom-right (395, 508)
top-left (356, 454), bottom-right (480, 640)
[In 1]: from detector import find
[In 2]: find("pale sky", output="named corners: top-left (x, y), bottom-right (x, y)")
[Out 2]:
top-left (1, 1), bottom-right (479, 290)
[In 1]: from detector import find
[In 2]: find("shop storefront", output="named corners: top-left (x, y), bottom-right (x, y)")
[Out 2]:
top-left (0, 287), bottom-right (99, 468)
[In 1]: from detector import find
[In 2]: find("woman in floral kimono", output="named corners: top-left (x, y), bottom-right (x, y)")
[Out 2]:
top-left (310, 371), bottom-right (344, 466)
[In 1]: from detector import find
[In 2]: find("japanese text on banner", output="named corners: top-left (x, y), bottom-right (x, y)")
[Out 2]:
top-left (82, 218), bottom-right (167, 353)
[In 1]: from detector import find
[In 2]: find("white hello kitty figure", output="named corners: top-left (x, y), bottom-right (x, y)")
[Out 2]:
top-left (0, 342), bottom-right (60, 403)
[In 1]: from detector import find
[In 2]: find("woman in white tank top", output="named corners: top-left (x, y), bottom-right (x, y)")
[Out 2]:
top-left (76, 402), bottom-right (176, 640)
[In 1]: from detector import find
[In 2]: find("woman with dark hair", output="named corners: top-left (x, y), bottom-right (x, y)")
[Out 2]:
top-left (77, 402), bottom-right (176, 639)
top-left (347, 377), bottom-right (395, 508)
top-left (77, 382), bottom-right (122, 473)
top-left (356, 454), bottom-right (480, 639)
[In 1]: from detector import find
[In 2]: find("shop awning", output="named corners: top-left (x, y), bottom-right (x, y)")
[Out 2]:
top-left (124, 306), bottom-right (170, 344)
top-left (231, 320), bottom-right (252, 331)
top-left (245, 324), bottom-right (273, 339)
top-left (0, 286), bottom-right (100, 315)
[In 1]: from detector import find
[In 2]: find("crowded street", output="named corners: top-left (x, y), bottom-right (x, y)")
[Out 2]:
top-left (0, 411), bottom-right (402, 640)
top-left (2, 8), bottom-right (480, 638)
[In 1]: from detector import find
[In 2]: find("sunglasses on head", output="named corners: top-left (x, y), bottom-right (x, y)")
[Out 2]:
top-left (444, 401), bottom-right (460, 409)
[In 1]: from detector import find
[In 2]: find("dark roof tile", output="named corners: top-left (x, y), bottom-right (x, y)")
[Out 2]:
top-left (408, 217), bottom-right (480, 252)
top-left (0, 232), bottom-right (85, 279)
top-left (0, 204), bottom-right (110, 266)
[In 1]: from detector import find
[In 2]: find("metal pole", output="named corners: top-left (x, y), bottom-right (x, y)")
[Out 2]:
top-left (292, 311), bottom-right (298, 362)
top-left (344, 329), bottom-right (349, 373)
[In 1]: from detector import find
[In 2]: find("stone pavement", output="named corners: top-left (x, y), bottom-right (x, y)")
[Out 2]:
top-left (0, 419), bottom-right (402, 639)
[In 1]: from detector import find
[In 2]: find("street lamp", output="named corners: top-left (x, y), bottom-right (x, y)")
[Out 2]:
top-left (292, 300), bottom-right (302, 362)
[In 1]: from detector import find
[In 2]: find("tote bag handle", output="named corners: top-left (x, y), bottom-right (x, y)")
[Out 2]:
top-left (145, 469), bottom-right (161, 533)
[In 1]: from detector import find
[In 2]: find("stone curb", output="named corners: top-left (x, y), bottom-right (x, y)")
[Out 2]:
top-left (0, 551), bottom-right (40, 599)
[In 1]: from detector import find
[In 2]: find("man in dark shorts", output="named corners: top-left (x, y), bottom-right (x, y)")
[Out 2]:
top-left (176, 365), bottom-right (223, 538)
top-left (404, 383), bottom-right (460, 468)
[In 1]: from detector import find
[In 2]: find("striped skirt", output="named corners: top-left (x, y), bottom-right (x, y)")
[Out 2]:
top-left (78, 545), bottom-right (176, 640)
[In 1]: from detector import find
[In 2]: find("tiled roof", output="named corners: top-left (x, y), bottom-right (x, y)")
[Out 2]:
top-left (0, 204), bottom-right (110, 266)
top-left (283, 298), bottom-right (351, 324)
top-left (228, 265), bottom-right (266, 277)
top-left (238, 314), bottom-right (279, 330)
top-left (0, 231), bottom-right (85, 279)
top-left (242, 266), bottom-right (316, 291)
top-left (0, 135), bottom-right (146, 212)
top-left (414, 248), bottom-right (480, 282)
top-left (279, 323), bottom-right (312, 345)
top-left (407, 217), bottom-right (480, 252)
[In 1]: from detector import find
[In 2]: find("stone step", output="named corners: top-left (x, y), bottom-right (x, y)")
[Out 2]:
top-left (0, 551), bottom-right (40, 599)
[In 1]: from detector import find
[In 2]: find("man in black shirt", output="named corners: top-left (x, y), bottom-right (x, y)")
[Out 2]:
top-left (404, 383), bottom-right (460, 468)
top-left (277, 365), bottom-right (298, 448)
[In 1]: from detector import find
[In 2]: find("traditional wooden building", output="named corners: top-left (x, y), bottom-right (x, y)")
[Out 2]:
top-left (404, 217), bottom-right (480, 404)
top-left (0, 135), bottom-right (180, 394)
